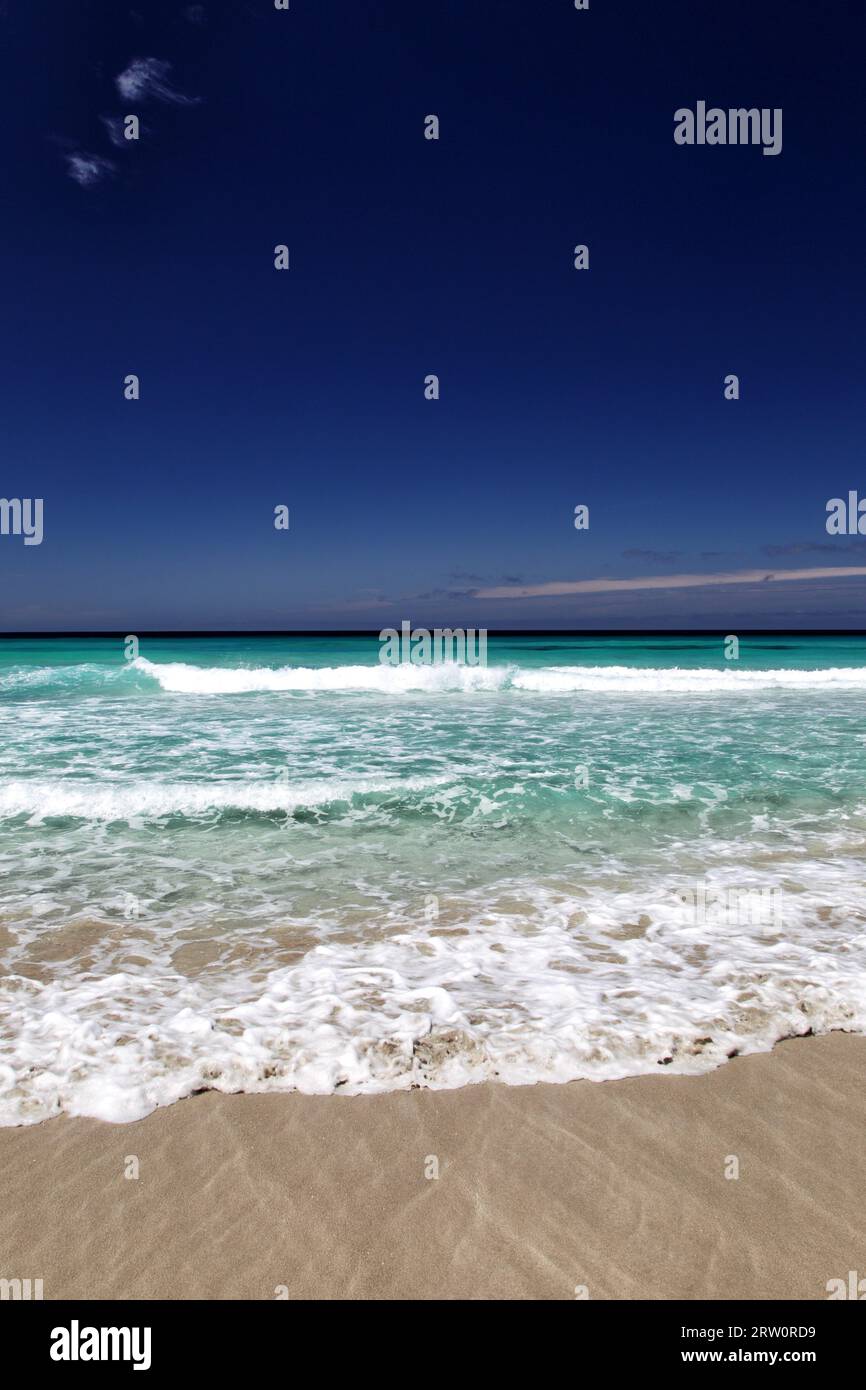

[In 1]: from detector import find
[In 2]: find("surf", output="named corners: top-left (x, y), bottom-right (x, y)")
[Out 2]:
top-left (128, 656), bottom-right (866, 696)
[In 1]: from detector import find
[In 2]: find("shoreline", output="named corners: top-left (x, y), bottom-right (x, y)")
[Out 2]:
top-left (1, 1032), bottom-right (864, 1300)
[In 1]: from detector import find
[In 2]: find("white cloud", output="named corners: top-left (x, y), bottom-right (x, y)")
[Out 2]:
top-left (115, 57), bottom-right (199, 106)
top-left (475, 566), bottom-right (866, 598)
top-left (65, 152), bottom-right (116, 187)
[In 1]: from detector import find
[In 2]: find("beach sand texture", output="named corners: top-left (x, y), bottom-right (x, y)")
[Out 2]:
top-left (1, 1032), bottom-right (864, 1300)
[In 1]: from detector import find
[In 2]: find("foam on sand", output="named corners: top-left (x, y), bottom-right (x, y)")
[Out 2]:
top-left (1, 1034), bottom-right (864, 1298)
top-left (2, 867), bottom-right (866, 1124)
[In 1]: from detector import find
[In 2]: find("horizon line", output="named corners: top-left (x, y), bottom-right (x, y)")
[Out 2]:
top-left (4, 629), bottom-right (866, 640)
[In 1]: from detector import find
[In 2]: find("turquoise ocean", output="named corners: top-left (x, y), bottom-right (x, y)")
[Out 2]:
top-left (2, 634), bottom-right (866, 1124)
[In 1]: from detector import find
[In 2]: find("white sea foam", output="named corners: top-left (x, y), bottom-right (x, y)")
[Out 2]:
top-left (131, 656), bottom-right (866, 695)
top-left (511, 664), bottom-right (866, 692)
top-left (1, 867), bottom-right (865, 1124)
top-left (131, 656), bottom-right (507, 693)
top-left (0, 773), bottom-right (457, 822)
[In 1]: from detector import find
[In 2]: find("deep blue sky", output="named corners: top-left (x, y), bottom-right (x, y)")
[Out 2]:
top-left (1, 0), bottom-right (864, 629)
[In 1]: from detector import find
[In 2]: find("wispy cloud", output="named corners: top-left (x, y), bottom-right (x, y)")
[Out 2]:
top-left (475, 566), bottom-right (866, 599)
top-left (100, 115), bottom-right (136, 149)
top-left (65, 152), bottom-right (116, 187)
top-left (116, 58), bottom-right (199, 106)
top-left (622, 548), bottom-right (685, 565)
top-left (764, 540), bottom-right (866, 557)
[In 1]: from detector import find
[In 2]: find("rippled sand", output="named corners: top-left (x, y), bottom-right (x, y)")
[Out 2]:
top-left (1, 1033), bottom-right (864, 1300)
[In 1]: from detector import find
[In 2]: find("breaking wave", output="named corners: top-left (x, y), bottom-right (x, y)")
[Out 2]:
top-left (130, 657), bottom-right (866, 696)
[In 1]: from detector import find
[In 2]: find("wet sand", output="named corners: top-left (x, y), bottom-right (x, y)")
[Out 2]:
top-left (0, 1032), bottom-right (864, 1300)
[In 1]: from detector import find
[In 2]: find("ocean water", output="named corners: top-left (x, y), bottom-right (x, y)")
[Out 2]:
top-left (2, 633), bottom-right (866, 1125)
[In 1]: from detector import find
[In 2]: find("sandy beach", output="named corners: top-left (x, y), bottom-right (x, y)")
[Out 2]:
top-left (1, 1032), bottom-right (864, 1300)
